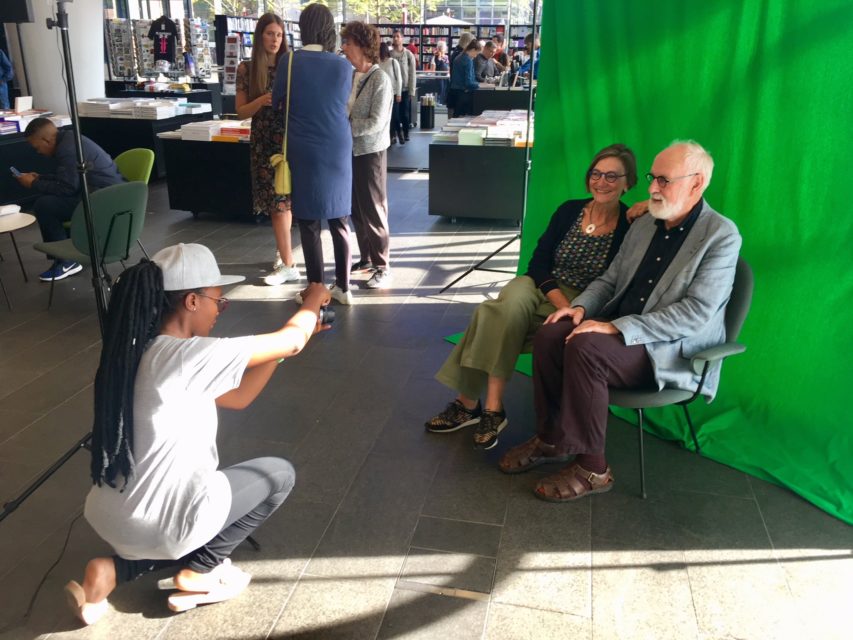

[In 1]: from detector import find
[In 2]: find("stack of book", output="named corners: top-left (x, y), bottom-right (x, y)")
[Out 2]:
top-left (180, 120), bottom-right (222, 141)
top-left (133, 101), bottom-right (178, 120)
top-left (175, 102), bottom-right (212, 115)
top-left (0, 121), bottom-right (19, 135)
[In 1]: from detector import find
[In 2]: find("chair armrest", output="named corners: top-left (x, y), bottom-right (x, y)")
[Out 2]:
top-left (691, 343), bottom-right (746, 375)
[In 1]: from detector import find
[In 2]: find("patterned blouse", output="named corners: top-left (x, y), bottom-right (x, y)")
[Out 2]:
top-left (550, 212), bottom-right (615, 290)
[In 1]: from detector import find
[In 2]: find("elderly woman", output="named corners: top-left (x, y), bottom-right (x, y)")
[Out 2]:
top-left (272, 3), bottom-right (354, 304)
top-left (341, 22), bottom-right (395, 290)
top-left (448, 39), bottom-right (482, 117)
top-left (426, 144), bottom-right (639, 450)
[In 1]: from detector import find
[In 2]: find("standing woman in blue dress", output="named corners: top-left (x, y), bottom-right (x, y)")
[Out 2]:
top-left (272, 3), bottom-right (354, 304)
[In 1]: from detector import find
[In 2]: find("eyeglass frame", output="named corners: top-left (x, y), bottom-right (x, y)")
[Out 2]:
top-left (645, 172), bottom-right (699, 188)
top-left (196, 293), bottom-right (230, 313)
top-left (587, 169), bottom-right (627, 184)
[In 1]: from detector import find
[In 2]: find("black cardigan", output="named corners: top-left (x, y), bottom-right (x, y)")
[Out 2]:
top-left (525, 198), bottom-right (630, 295)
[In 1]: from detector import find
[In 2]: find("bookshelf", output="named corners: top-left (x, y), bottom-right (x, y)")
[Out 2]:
top-left (213, 15), bottom-right (258, 65)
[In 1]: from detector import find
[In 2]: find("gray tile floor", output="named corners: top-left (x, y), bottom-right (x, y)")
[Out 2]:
top-left (0, 175), bottom-right (850, 640)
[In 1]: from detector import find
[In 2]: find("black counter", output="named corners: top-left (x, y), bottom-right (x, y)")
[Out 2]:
top-left (429, 143), bottom-right (526, 222)
top-left (161, 137), bottom-right (253, 220)
top-left (471, 88), bottom-right (534, 115)
top-left (80, 114), bottom-right (211, 180)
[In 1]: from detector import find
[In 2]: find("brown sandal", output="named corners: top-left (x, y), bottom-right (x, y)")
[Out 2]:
top-left (498, 436), bottom-right (571, 474)
top-left (534, 462), bottom-right (614, 502)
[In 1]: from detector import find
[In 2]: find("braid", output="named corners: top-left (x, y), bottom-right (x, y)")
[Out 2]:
top-left (299, 3), bottom-right (336, 52)
top-left (90, 260), bottom-right (167, 488)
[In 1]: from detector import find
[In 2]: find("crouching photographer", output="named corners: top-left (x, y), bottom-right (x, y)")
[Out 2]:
top-left (65, 243), bottom-right (331, 625)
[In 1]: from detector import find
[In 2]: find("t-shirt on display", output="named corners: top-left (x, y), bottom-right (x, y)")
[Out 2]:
top-left (148, 17), bottom-right (179, 63)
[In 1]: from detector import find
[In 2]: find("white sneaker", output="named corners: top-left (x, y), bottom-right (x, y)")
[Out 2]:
top-left (329, 284), bottom-right (353, 305)
top-left (263, 263), bottom-right (300, 286)
top-left (365, 268), bottom-right (392, 289)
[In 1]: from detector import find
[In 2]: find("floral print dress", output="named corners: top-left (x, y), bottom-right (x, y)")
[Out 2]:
top-left (237, 61), bottom-right (285, 216)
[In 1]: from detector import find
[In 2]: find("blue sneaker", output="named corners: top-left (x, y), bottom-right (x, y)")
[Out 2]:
top-left (39, 260), bottom-right (83, 282)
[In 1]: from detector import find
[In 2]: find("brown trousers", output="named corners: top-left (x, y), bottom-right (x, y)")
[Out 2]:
top-left (351, 150), bottom-right (390, 269)
top-left (532, 321), bottom-right (655, 454)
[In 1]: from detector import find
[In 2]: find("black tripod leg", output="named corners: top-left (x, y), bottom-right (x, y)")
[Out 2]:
top-left (439, 234), bottom-right (519, 294)
top-left (0, 432), bottom-right (92, 523)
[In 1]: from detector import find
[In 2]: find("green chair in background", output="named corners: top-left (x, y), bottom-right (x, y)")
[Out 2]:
top-left (34, 181), bottom-right (149, 307)
top-left (63, 147), bottom-right (155, 256)
top-left (608, 257), bottom-right (754, 498)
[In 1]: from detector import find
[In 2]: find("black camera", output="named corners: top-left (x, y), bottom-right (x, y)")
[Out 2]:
top-left (319, 306), bottom-right (335, 325)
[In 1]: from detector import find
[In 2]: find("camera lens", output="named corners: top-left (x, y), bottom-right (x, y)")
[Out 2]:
top-left (319, 306), bottom-right (335, 325)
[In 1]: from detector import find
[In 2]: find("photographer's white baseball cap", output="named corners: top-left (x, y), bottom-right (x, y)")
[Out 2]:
top-left (152, 243), bottom-right (245, 291)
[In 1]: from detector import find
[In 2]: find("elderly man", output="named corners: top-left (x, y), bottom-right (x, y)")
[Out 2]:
top-left (474, 41), bottom-right (503, 82)
top-left (17, 117), bottom-right (125, 281)
top-left (389, 30), bottom-right (416, 141)
top-left (499, 140), bottom-right (742, 502)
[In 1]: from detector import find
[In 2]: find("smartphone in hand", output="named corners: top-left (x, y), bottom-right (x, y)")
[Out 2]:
top-left (10, 167), bottom-right (21, 177)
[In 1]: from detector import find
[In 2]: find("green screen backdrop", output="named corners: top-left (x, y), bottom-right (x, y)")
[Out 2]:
top-left (520, 1), bottom-right (853, 523)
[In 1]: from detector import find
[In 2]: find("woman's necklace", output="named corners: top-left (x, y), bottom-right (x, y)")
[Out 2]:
top-left (584, 203), bottom-right (615, 235)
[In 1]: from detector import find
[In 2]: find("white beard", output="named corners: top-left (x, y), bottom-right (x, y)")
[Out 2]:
top-left (648, 196), bottom-right (684, 221)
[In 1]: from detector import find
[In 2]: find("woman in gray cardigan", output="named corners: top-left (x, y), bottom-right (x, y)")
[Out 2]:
top-left (341, 22), bottom-right (394, 289)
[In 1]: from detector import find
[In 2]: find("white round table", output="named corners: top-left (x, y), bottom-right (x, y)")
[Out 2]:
top-left (0, 212), bottom-right (36, 310)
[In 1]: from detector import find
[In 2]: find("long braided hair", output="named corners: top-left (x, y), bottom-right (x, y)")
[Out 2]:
top-left (90, 260), bottom-right (169, 489)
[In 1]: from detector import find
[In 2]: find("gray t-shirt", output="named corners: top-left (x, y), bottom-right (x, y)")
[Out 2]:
top-left (85, 335), bottom-right (253, 560)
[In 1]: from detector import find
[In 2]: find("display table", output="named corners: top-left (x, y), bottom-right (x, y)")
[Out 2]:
top-left (80, 113), bottom-right (211, 180)
top-left (472, 88), bottom-right (534, 116)
top-left (160, 137), bottom-right (253, 220)
top-left (428, 144), bottom-right (526, 222)
top-left (0, 132), bottom-right (59, 207)
top-left (105, 81), bottom-right (224, 115)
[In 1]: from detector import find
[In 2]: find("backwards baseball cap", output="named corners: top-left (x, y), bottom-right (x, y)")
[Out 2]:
top-left (152, 243), bottom-right (245, 291)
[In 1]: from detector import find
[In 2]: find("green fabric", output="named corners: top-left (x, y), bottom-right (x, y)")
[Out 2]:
top-left (518, 1), bottom-right (853, 523)
top-left (445, 332), bottom-right (533, 377)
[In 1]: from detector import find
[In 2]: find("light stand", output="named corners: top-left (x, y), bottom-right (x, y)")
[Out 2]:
top-left (0, 0), bottom-right (104, 523)
top-left (439, 0), bottom-right (539, 295)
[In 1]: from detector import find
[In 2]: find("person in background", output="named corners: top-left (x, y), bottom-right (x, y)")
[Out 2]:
top-left (518, 32), bottom-right (540, 79)
top-left (272, 3), bottom-right (354, 305)
top-left (448, 39), bottom-right (482, 118)
top-left (406, 37), bottom-right (419, 65)
top-left (426, 144), bottom-right (639, 450)
top-left (17, 118), bottom-right (125, 282)
top-left (389, 30), bottom-right (416, 141)
top-left (0, 48), bottom-right (13, 110)
top-left (341, 22), bottom-right (394, 290)
top-left (378, 42), bottom-right (404, 145)
top-left (235, 13), bottom-right (298, 286)
top-left (474, 41), bottom-right (501, 82)
top-left (447, 32), bottom-right (475, 117)
top-left (64, 243), bottom-right (331, 625)
top-left (492, 33), bottom-right (508, 68)
top-left (427, 41), bottom-right (450, 105)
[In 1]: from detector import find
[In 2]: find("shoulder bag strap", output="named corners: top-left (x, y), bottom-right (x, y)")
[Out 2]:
top-left (355, 67), bottom-right (379, 101)
top-left (283, 51), bottom-right (293, 159)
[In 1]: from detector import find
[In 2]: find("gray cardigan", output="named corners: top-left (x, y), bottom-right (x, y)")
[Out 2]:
top-left (350, 65), bottom-right (393, 157)
top-left (378, 57), bottom-right (402, 98)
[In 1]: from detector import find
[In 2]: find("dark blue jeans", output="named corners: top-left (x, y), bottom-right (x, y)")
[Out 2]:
top-left (32, 194), bottom-right (80, 245)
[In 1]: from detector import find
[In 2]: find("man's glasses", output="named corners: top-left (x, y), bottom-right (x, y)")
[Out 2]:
top-left (645, 172), bottom-right (698, 188)
top-left (197, 293), bottom-right (230, 313)
top-left (588, 169), bottom-right (626, 183)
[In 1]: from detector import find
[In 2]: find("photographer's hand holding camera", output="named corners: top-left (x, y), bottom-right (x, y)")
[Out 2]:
top-left (65, 244), bottom-right (331, 625)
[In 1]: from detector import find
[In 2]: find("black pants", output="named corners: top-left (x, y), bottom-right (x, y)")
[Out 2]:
top-left (297, 216), bottom-right (351, 292)
top-left (33, 194), bottom-right (80, 245)
top-left (399, 91), bottom-right (411, 136)
top-left (533, 323), bottom-right (656, 454)
top-left (351, 151), bottom-right (390, 270)
top-left (113, 457), bottom-right (295, 583)
top-left (389, 100), bottom-right (403, 141)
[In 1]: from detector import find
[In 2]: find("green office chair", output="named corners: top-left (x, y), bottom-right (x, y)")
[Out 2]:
top-left (34, 181), bottom-right (149, 308)
top-left (63, 148), bottom-right (155, 256)
top-left (609, 257), bottom-right (754, 498)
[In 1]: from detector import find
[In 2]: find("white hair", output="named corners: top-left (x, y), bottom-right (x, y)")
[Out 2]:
top-left (668, 139), bottom-right (714, 191)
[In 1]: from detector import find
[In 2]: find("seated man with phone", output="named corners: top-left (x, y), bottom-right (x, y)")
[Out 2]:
top-left (15, 117), bottom-right (125, 281)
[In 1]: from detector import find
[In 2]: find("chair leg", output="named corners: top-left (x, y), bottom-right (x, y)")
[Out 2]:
top-left (636, 408), bottom-right (646, 499)
top-left (48, 276), bottom-right (56, 309)
top-left (1, 275), bottom-right (11, 311)
top-left (682, 405), bottom-right (701, 454)
top-left (137, 239), bottom-right (150, 259)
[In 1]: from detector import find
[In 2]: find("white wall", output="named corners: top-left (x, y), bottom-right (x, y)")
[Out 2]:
top-left (15, 0), bottom-right (105, 113)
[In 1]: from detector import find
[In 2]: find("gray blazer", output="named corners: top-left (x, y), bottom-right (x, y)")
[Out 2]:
top-left (350, 65), bottom-right (393, 157)
top-left (572, 200), bottom-right (742, 400)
